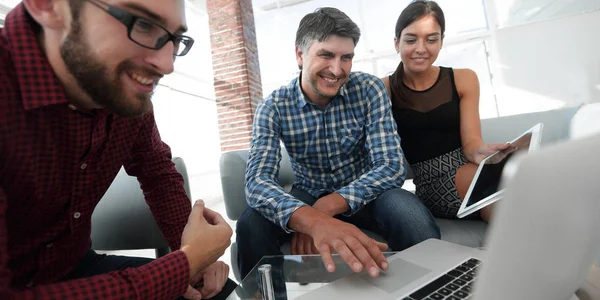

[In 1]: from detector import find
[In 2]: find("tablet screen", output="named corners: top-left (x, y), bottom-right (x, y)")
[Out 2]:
top-left (463, 132), bottom-right (533, 208)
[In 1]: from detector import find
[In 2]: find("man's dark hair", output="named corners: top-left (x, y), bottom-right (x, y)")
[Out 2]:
top-left (295, 7), bottom-right (361, 54)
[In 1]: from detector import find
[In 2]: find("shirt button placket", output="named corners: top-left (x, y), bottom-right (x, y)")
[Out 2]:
top-left (74, 161), bottom-right (87, 225)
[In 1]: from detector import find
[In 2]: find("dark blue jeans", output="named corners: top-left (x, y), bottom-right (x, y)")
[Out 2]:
top-left (62, 249), bottom-right (237, 300)
top-left (236, 187), bottom-right (440, 279)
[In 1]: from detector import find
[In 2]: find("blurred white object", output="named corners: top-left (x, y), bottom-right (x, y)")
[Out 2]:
top-left (570, 103), bottom-right (600, 139)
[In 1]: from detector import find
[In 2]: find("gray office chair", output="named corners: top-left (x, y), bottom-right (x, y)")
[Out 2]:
top-left (91, 157), bottom-right (191, 258)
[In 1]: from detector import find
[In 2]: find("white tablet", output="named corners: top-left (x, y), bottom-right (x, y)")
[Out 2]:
top-left (456, 123), bottom-right (544, 218)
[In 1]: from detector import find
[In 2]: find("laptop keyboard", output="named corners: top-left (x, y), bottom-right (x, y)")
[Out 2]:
top-left (403, 258), bottom-right (481, 300)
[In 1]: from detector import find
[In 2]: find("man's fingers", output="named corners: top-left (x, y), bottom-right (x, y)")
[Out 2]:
top-left (298, 236), bottom-right (308, 255)
top-left (189, 200), bottom-right (205, 219)
top-left (332, 239), bottom-right (363, 273)
top-left (303, 235), bottom-right (313, 255)
top-left (222, 263), bottom-right (230, 285)
top-left (214, 267), bottom-right (224, 298)
top-left (183, 285), bottom-right (203, 300)
top-left (203, 207), bottom-right (227, 225)
top-left (187, 200), bottom-right (208, 229)
top-left (345, 237), bottom-right (380, 277)
top-left (291, 233), bottom-right (298, 255)
top-left (193, 199), bottom-right (205, 208)
top-left (365, 239), bottom-right (389, 272)
top-left (319, 244), bottom-right (335, 273)
top-left (191, 271), bottom-right (203, 286)
top-left (375, 240), bottom-right (388, 252)
top-left (311, 241), bottom-right (320, 254)
top-left (201, 270), bottom-right (218, 299)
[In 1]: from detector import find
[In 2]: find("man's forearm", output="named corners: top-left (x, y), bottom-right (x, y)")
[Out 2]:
top-left (312, 193), bottom-right (350, 217)
top-left (123, 112), bottom-right (191, 250)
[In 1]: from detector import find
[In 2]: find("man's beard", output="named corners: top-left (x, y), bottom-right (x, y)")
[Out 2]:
top-left (310, 74), bottom-right (346, 100)
top-left (60, 18), bottom-right (153, 118)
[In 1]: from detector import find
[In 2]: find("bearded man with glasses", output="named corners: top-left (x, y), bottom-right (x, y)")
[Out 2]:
top-left (0, 0), bottom-right (236, 299)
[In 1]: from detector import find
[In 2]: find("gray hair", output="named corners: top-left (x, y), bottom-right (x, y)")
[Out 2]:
top-left (295, 7), bottom-right (361, 54)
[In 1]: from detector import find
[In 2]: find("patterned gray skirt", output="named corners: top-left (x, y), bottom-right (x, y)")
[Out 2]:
top-left (411, 148), bottom-right (470, 219)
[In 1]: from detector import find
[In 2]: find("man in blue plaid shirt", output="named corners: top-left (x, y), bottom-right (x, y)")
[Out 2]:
top-left (237, 7), bottom-right (440, 281)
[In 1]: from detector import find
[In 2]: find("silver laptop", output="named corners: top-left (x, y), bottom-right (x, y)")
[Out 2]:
top-left (456, 123), bottom-right (543, 218)
top-left (298, 133), bottom-right (600, 300)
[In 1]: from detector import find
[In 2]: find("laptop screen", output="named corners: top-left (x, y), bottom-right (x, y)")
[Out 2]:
top-left (463, 132), bottom-right (533, 208)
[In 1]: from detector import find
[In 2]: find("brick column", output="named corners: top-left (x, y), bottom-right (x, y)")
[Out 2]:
top-left (207, 0), bottom-right (263, 152)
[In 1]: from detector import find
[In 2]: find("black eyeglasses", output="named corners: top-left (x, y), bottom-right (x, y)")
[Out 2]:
top-left (86, 0), bottom-right (194, 57)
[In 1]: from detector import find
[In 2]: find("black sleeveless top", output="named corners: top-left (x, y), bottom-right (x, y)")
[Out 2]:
top-left (389, 62), bottom-right (462, 164)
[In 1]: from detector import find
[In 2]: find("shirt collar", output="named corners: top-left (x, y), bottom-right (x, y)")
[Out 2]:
top-left (4, 4), bottom-right (69, 110)
top-left (294, 74), bottom-right (309, 108)
top-left (293, 72), bottom-right (349, 109)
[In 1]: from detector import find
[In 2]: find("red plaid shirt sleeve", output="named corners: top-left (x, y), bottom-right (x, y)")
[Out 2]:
top-left (124, 111), bottom-right (192, 251)
top-left (0, 190), bottom-right (191, 299)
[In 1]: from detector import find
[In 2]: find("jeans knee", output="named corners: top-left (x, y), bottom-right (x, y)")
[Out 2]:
top-left (236, 208), bottom-right (265, 243)
top-left (376, 189), bottom-right (441, 248)
top-left (236, 207), bottom-right (285, 245)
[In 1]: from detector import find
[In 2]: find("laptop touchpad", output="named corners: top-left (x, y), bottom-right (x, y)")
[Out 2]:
top-left (359, 258), bottom-right (431, 293)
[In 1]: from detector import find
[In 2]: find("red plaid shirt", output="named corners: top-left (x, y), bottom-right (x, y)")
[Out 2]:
top-left (0, 5), bottom-right (192, 299)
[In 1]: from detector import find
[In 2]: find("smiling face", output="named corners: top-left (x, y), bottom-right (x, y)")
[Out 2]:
top-left (296, 35), bottom-right (355, 105)
top-left (60, 0), bottom-right (188, 117)
top-left (396, 15), bottom-right (443, 74)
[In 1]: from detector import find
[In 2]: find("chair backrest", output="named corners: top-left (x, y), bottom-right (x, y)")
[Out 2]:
top-left (91, 157), bottom-right (191, 257)
top-left (480, 106), bottom-right (579, 146)
top-left (219, 106), bottom-right (580, 222)
top-left (220, 147), bottom-right (295, 221)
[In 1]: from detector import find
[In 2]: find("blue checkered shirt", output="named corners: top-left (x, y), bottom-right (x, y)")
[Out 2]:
top-left (245, 72), bottom-right (407, 231)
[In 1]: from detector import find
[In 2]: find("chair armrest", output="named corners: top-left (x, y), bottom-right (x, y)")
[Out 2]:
top-left (91, 157), bottom-right (190, 255)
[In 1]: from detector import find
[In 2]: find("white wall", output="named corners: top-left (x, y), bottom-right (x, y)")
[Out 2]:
top-left (151, 4), bottom-right (223, 205)
top-left (488, 8), bottom-right (600, 116)
top-left (153, 84), bottom-right (223, 205)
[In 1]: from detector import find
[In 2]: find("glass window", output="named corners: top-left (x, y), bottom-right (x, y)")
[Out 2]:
top-left (254, 0), bottom-right (366, 93)
top-left (356, 0), bottom-right (488, 56)
top-left (254, 0), bottom-right (490, 96)
top-left (168, 8), bottom-right (215, 97)
top-left (0, 0), bottom-right (21, 26)
top-left (494, 0), bottom-right (600, 28)
top-left (437, 40), bottom-right (498, 119)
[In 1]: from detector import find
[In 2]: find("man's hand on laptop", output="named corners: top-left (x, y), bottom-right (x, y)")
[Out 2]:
top-left (312, 217), bottom-right (389, 277)
top-left (288, 206), bottom-right (389, 277)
